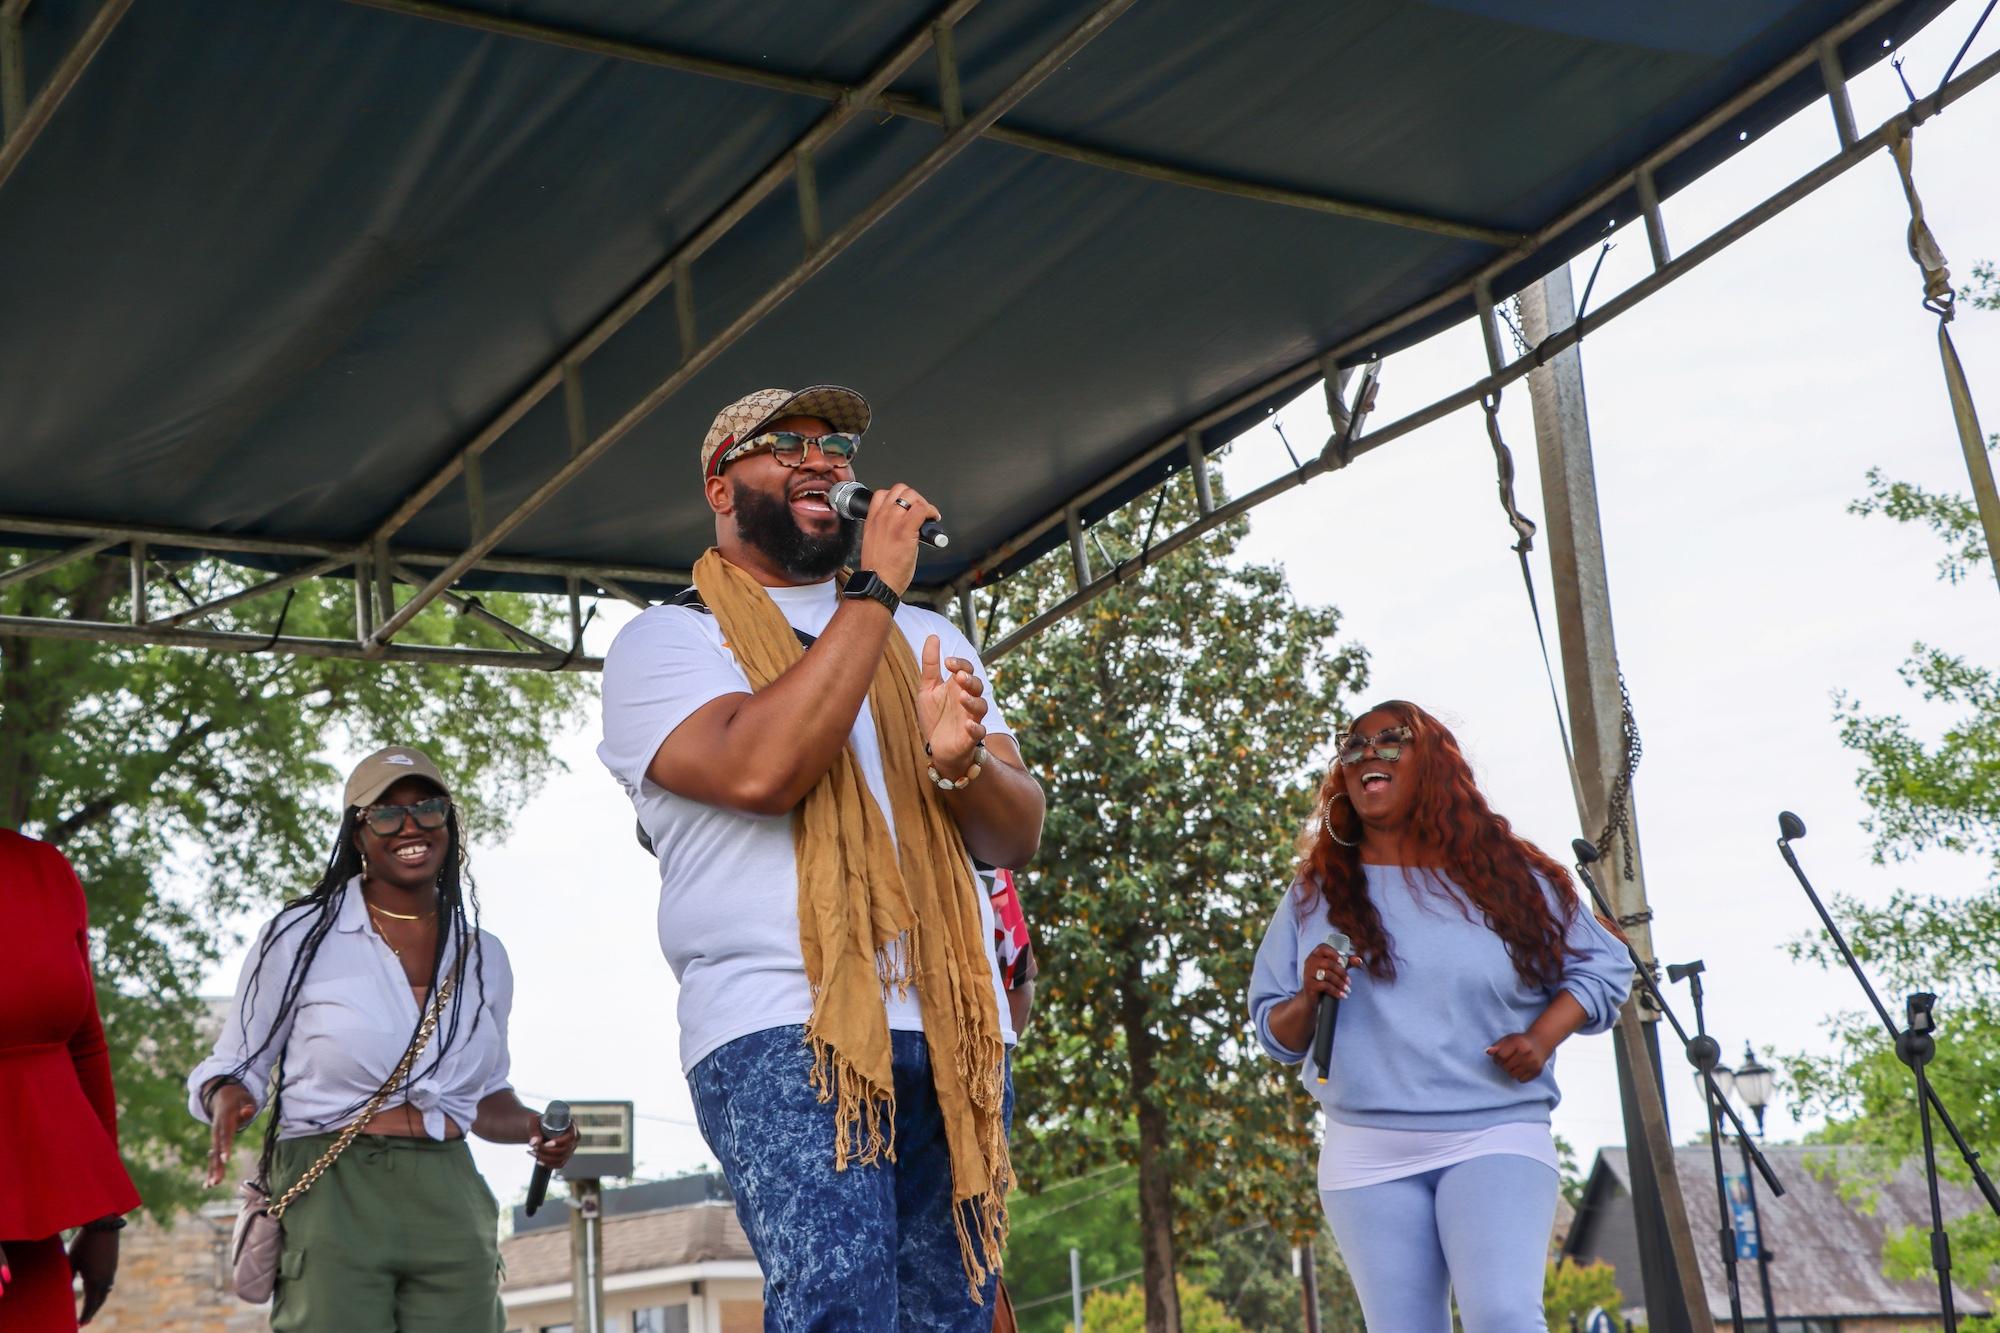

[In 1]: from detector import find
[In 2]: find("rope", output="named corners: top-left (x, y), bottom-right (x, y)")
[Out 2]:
top-left (1481, 391), bottom-right (1644, 883)
top-left (1888, 122), bottom-right (2000, 592)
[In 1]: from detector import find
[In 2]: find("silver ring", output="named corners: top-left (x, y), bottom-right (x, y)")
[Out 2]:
top-left (894, 497), bottom-right (913, 510)
top-left (1314, 968), bottom-right (1327, 981)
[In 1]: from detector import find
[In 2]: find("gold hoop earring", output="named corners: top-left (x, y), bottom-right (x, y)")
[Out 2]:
top-left (1322, 792), bottom-right (1358, 849)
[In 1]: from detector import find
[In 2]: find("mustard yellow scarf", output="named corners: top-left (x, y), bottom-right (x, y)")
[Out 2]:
top-left (693, 550), bottom-right (1010, 1295)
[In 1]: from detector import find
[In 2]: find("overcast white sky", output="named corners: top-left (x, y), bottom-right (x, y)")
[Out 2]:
top-left (201, 2), bottom-right (2000, 1213)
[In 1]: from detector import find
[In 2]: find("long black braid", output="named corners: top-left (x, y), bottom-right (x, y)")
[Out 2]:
top-left (218, 800), bottom-right (488, 1185)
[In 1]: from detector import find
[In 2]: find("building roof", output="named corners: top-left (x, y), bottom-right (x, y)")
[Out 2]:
top-left (500, 1199), bottom-right (755, 1291)
top-left (1567, 1145), bottom-right (1992, 1318)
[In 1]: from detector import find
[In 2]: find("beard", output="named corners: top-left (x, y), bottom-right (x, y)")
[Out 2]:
top-left (731, 479), bottom-right (859, 582)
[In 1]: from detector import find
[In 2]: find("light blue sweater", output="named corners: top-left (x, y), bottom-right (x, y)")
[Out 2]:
top-left (1248, 864), bottom-right (1631, 1131)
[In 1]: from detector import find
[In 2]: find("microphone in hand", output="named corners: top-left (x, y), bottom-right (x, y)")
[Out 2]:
top-left (1312, 930), bottom-right (1353, 1086)
top-left (525, 1101), bottom-right (572, 1217)
top-left (829, 481), bottom-right (951, 549)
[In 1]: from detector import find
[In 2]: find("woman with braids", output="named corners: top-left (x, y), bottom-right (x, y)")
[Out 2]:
top-left (187, 746), bottom-right (577, 1331)
top-left (1248, 702), bottom-right (1630, 1333)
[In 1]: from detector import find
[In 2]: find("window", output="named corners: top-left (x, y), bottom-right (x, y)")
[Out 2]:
top-left (631, 1307), bottom-right (691, 1333)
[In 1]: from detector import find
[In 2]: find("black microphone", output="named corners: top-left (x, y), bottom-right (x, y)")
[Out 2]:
top-left (828, 481), bottom-right (950, 549)
top-left (524, 1100), bottom-right (571, 1217)
top-left (1571, 837), bottom-right (1601, 866)
top-left (1778, 810), bottom-right (1807, 842)
top-left (1311, 929), bottom-right (1352, 1085)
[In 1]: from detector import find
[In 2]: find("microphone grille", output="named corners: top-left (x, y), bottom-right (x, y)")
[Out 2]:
top-left (827, 479), bottom-right (866, 519)
top-left (541, 1100), bottom-right (573, 1133)
top-left (1571, 838), bottom-right (1601, 865)
top-left (1326, 928), bottom-right (1352, 954)
top-left (1778, 811), bottom-right (1807, 841)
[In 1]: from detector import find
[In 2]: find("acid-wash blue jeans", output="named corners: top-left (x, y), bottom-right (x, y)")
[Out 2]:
top-left (688, 1024), bottom-right (1014, 1332)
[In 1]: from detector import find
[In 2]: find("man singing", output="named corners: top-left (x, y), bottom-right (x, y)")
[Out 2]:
top-left (598, 385), bottom-right (1044, 1329)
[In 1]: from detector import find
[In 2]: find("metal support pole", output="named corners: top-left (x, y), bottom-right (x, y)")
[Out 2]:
top-left (0, 0), bottom-right (25, 140)
top-left (354, 549), bottom-right (374, 642)
top-left (1737, 1131), bottom-right (1780, 1329)
top-left (1184, 431), bottom-right (1214, 515)
top-left (1070, 1246), bottom-right (1085, 1332)
top-left (1065, 508), bottom-right (1092, 589)
top-left (935, 19), bottom-right (963, 128)
top-left (569, 1178), bottom-right (605, 1333)
top-left (796, 147), bottom-right (821, 252)
top-left (1819, 38), bottom-right (1859, 150)
top-left (0, 537), bottom-right (114, 591)
top-left (128, 541), bottom-right (146, 625)
top-left (1636, 167), bottom-right (1671, 269)
top-left (0, 0), bottom-right (130, 192)
top-left (958, 586), bottom-right (981, 649)
top-left (1520, 266), bottom-right (1712, 1333)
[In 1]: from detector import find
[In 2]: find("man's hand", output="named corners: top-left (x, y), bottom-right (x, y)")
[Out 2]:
top-left (918, 636), bottom-right (989, 777)
top-left (204, 1080), bottom-right (258, 1186)
top-left (68, 1227), bottom-right (118, 1324)
top-left (855, 482), bottom-right (940, 596)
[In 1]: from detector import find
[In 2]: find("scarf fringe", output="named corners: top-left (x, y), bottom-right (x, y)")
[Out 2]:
top-left (808, 1035), bottom-right (896, 1170)
top-left (953, 1185), bottom-right (1010, 1304)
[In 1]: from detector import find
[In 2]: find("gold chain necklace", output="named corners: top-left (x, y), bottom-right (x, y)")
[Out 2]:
top-left (366, 899), bottom-right (435, 922)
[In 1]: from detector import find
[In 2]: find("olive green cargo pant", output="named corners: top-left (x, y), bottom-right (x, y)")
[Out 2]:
top-left (268, 1133), bottom-right (504, 1332)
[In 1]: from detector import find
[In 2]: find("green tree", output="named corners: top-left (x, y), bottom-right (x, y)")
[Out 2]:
top-left (1067, 1276), bottom-right (1245, 1333)
top-left (989, 469), bottom-right (1369, 1333)
top-left (1544, 1257), bottom-right (1622, 1329)
top-left (1783, 257), bottom-right (2000, 1306)
top-left (1186, 1222), bottom-right (1365, 1333)
top-left (0, 552), bottom-right (591, 1216)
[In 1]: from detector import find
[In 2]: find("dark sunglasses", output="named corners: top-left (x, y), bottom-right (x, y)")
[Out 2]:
top-left (359, 796), bottom-right (452, 837)
top-left (1334, 725), bottom-right (1413, 766)
top-left (719, 430), bottom-right (860, 471)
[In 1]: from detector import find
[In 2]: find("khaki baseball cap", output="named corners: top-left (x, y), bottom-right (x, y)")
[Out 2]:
top-left (700, 384), bottom-right (871, 479)
top-left (343, 746), bottom-right (451, 809)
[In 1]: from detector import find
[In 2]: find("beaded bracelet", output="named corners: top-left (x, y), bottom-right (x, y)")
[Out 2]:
top-left (925, 742), bottom-right (989, 791)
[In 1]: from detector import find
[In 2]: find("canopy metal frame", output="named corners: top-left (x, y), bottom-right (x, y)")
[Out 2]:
top-left (1, 0), bottom-right (1994, 671)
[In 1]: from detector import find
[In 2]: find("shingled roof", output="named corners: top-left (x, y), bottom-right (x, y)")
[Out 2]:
top-left (500, 1199), bottom-right (755, 1292)
top-left (1566, 1145), bottom-right (1992, 1319)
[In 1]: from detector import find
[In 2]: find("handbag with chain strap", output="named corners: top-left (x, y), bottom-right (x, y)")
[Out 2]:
top-left (228, 973), bottom-right (456, 1303)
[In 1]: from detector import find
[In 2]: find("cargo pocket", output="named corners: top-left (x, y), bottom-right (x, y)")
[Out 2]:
top-left (269, 1248), bottom-right (307, 1329)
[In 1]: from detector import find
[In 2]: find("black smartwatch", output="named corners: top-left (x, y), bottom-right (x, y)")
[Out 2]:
top-left (843, 570), bottom-right (900, 614)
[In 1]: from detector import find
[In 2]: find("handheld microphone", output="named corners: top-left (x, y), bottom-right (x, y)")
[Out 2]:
top-left (524, 1101), bottom-right (571, 1217)
top-left (1311, 929), bottom-right (1352, 1085)
top-left (828, 481), bottom-right (950, 549)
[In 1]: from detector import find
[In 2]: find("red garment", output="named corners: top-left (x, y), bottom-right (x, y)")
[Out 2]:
top-left (0, 1236), bottom-right (76, 1332)
top-left (0, 831), bottom-right (141, 1243)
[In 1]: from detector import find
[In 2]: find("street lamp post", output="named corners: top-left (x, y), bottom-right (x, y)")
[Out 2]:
top-left (1730, 1045), bottom-right (1780, 1332)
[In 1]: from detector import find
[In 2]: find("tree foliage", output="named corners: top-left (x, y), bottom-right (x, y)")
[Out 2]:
top-left (989, 467), bottom-right (1368, 1331)
top-left (1783, 260), bottom-right (2000, 1305)
top-left (1067, 1276), bottom-right (1245, 1333)
top-left (1544, 1257), bottom-right (1623, 1329)
top-left (0, 552), bottom-right (591, 1215)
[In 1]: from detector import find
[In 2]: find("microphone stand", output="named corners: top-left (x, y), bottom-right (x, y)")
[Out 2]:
top-left (1571, 842), bottom-right (1787, 1221)
top-left (1775, 813), bottom-right (2000, 1328)
top-left (1665, 960), bottom-right (1746, 1333)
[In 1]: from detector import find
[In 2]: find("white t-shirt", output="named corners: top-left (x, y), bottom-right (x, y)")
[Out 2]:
top-left (597, 579), bottom-right (1017, 1072)
top-left (1319, 1119), bottom-right (1558, 1191)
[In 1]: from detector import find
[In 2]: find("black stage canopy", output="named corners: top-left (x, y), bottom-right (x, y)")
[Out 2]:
top-left (0, 0), bottom-right (1976, 663)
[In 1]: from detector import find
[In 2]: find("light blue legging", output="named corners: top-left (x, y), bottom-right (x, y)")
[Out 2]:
top-left (1320, 1153), bottom-right (1557, 1333)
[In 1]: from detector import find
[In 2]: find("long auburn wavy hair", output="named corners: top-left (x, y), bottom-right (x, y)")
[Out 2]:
top-left (1294, 699), bottom-right (1582, 988)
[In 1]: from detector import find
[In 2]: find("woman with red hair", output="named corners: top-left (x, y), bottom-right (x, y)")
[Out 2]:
top-left (1249, 701), bottom-right (1629, 1332)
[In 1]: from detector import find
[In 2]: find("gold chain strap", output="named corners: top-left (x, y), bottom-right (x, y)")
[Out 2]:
top-left (269, 974), bottom-right (456, 1220)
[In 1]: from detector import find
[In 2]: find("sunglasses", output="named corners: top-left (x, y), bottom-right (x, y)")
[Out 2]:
top-left (359, 796), bottom-right (452, 837)
top-left (718, 430), bottom-right (861, 472)
top-left (1334, 725), bottom-right (1413, 766)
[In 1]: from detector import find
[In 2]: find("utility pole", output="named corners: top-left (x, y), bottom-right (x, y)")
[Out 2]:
top-left (1070, 1247), bottom-right (1085, 1332)
top-left (1298, 1239), bottom-right (1322, 1333)
top-left (569, 1177), bottom-right (605, 1333)
top-left (1519, 265), bottom-right (1714, 1333)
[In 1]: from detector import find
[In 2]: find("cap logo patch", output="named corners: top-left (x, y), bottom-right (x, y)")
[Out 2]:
top-left (385, 754), bottom-right (416, 766)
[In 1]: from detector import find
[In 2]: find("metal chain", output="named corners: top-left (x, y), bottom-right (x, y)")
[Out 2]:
top-left (1593, 671), bottom-right (1643, 883)
top-left (270, 974), bottom-right (456, 1219)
